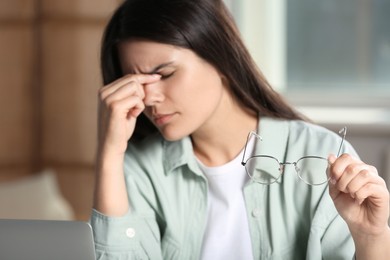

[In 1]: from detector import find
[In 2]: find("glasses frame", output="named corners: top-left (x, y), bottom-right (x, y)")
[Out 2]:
top-left (241, 127), bottom-right (347, 186)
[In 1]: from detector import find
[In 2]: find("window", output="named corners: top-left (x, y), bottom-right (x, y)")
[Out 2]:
top-left (226, 0), bottom-right (390, 104)
top-left (287, 0), bottom-right (390, 92)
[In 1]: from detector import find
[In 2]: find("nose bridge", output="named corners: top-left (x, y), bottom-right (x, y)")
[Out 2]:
top-left (144, 82), bottom-right (164, 106)
top-left (278, 161), bottom-right (294, 172)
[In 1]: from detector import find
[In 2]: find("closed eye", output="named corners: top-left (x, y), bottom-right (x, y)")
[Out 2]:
top-left (159, 71), bottom-right (174, 80)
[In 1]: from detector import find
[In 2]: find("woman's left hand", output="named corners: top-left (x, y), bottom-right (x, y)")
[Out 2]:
top-left (328, 153), bottom-right (390, 236)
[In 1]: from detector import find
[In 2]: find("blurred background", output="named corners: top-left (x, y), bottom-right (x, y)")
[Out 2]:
top-left (0, 0), bottom-right (389, 221)
top-left (0, 0), bottom-right (121, 220)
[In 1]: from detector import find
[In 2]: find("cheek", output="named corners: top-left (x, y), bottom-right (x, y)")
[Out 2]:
top-left (195, 75), bottom-right (224, 101)
top-left (162, 77), bottom-right (195, 102)
top-left (162, 67), bottom-right (225, 113)
top-left (182, 82), bottom-right (225, 120)
top-left (178, 72), bottom-right (222, 98)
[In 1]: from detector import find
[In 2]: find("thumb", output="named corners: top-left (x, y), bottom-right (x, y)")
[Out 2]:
top-left (327, 153), bottom-right (338, 187)
top-left (327, 154), bottom-right (341, 202)
top-left (328, 153), bottom-right (337, 164)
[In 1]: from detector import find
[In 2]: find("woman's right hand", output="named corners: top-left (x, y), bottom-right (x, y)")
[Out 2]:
top-left (94, 74), bottom-right (160, 215)
top-left (97, 74), bottom-right (161, 156)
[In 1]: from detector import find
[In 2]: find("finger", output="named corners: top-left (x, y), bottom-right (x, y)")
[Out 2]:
top-left (328, 179), bottom-right (342, 201)
top-left (104, 73), bottom-right (161, 90)
top-left (327, 153), bottom-right (357, 200)
top-left (328, 153), bottom-right (361, 182)
top-left (346, 169), bottom-right (383, 203)
top-left (126, 96), bottom-right (146, 118)
top-left (327, 154), bottom-right (337, 185)
top-left (100, 74), bottom-right (161, 99)
top-left (107, 95), bottom-right (145, 120)
top-left (101, 81), bottom-right (146, 115)
top-left (355, 181), bottom-right (389, 207)
top-left (334, 163), bottom-right (374, 194)
top-left (104, 81), bottom-right (145, 106)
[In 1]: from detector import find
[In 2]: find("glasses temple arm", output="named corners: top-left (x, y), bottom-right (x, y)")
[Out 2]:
top-left (336, 127), bottom-right (347, 157)
top-left (241, 131), bottom-right (262, 165)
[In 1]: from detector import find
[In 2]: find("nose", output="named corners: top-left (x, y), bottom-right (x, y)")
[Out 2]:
top-left (143, 82), bottom-right (165, 106)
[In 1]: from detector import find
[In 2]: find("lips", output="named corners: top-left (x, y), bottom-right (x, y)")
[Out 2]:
top-left (153, 113), bottom-right (176, 126)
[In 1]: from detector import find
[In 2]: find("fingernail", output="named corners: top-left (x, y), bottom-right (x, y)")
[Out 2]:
top-left (329, 178), bottom-right (337, 185)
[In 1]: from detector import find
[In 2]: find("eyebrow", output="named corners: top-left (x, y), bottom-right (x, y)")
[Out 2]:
top-left (141, 62), bottom-right (174, 75)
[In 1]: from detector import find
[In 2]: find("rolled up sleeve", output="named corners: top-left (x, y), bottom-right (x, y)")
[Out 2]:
top-left (90, 209), bottom-right (162, 260)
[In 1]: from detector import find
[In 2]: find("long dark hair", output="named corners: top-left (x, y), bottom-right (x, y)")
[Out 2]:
top-left (101, 0), bottom-right (305, 140)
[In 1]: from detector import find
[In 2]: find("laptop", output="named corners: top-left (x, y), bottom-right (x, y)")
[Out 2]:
top-left (0, 219), bottom-right (96, 260)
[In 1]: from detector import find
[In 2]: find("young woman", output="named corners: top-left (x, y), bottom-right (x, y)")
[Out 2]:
top-left (91, 0), bottom-right (390, 259)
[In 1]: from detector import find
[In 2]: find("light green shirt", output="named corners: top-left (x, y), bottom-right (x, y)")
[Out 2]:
top-left (91, 117), bottom-right (356, 259)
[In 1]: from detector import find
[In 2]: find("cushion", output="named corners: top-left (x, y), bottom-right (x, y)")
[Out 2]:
top-left (0, 169), bottom-right (74, 220)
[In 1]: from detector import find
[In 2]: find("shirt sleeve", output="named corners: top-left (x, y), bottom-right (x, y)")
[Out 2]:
top-left (90, 209), bottom-right (163, 260)
top-left (90, 138), bottom-right (170, 259)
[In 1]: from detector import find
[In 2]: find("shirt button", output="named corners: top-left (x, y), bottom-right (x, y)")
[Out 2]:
top-left (126, 228), bottom-right (136, 238)
top-left (252, 208), bottom-right (261, 218)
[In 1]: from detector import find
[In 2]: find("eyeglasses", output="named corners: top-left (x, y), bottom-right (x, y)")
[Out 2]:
top-left (241, 127), bottom-right (347, 186)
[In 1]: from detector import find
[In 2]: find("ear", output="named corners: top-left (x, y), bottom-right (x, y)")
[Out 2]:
top-left (219, 73), bottom-right (229, 87)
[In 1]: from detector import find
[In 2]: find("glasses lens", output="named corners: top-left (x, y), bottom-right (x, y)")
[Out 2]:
top-left (245, 156), bottom-right (281, 184)
top-left (295, 157), bottom-right (329, 185)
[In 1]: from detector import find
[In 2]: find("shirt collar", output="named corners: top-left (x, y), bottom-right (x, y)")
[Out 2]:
top-left (162, 117), bottom-right (290, 178)
top-left (250, 117), bottom-right (290, 182)
top-left (163, 136), bottom-right (203, 176)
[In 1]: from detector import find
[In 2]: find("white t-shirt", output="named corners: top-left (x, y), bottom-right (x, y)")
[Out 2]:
top-left (197, 142), bottom-right (255, 260)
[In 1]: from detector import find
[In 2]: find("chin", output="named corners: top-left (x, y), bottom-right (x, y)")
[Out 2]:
top-left (159, 127), bottom-right (190, 142)
top-left (161, 132), bottom-right (186, 142)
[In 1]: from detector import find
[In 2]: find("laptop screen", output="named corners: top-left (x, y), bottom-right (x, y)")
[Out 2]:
top-left (0, 219), bottom-right (95, 260)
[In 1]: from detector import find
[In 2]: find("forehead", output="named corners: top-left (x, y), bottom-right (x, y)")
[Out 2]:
top-left (118, 40), bottom-right (184, 73)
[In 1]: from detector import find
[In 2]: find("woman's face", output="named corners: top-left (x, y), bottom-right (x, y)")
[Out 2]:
top-left (118, 40), bottom-right (230, 141)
